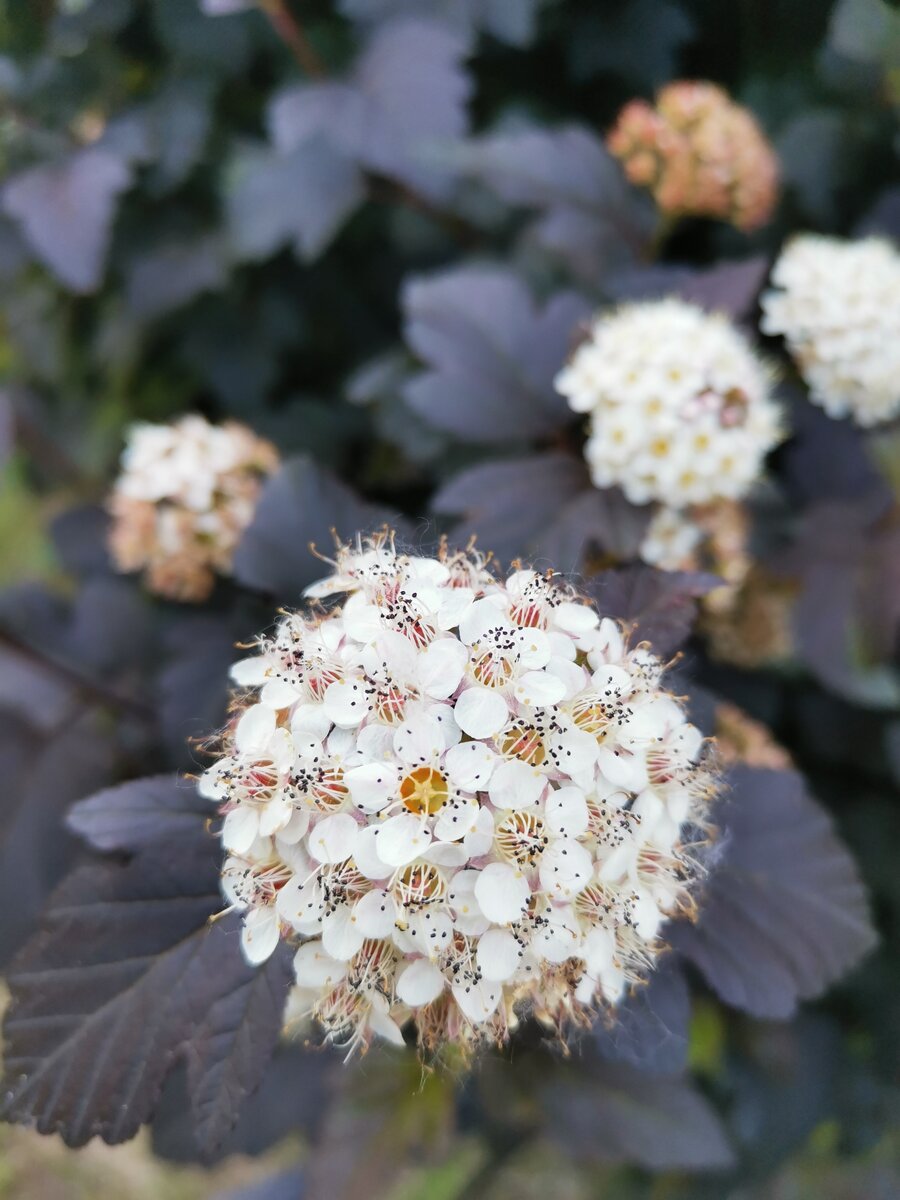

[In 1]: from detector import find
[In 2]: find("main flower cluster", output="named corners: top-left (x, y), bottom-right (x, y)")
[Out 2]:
top-left (607, 81), bottom-right (779, 232)
top-left (555, 299), bottom-right (782, 509)
top-left (108, 415), bottom-right (279, 602)
top-left (200, 538), bottom-right (716, 1055)
top-left (761, 235), bottom-right (900, 427)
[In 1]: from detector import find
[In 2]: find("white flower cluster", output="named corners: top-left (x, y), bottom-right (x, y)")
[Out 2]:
top-left (555, 299), bottom-right (781, 509)
top-left (761, 235), bottom-right (900, 427)
top-left (200, 538), bottom-right (716, 1055)
top-left (108, 415), bottom-right (278, 602)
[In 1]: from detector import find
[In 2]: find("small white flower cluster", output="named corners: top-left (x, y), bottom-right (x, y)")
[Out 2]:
top-left (761, 235), bottom-right (900, 427)
top-left (200, 537), bottom-right (716, 1055)
top-left (108, 415), bottom-right (278, 602)
top-left (555, 299), bottom-right (782, 510)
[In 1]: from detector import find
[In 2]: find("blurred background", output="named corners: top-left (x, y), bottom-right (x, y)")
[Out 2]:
top-left (0, 1), bottom-right (899, 1198)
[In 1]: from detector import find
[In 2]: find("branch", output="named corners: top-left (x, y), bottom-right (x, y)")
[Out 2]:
top-left (260, 0), bottom-right (327, 78)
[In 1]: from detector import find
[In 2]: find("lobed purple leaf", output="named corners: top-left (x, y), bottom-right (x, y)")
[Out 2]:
top-left (403, 267), bottom-right (590, 441)
top-left (3, 148), bottom-right (132, 293)
top-left (670, 765), bottom-right (877, 1019)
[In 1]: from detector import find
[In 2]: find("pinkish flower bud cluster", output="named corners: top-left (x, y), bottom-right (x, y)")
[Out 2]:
top-left (608, 81), bottom-right (779, 232)
top-left (108, 415), bottom-right (279, 602)
top-left (200, 537), bottom-right (717, 1056)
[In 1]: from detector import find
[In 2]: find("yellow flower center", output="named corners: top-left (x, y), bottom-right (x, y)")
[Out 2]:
top-left (400, 766), bottom-right (449, 814)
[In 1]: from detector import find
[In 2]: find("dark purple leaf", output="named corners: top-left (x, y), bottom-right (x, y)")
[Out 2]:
top-left (609, 257), bottom-right (769, 321)
top-left (1, 830), bottom-right (290, 1153)
top-left (49, 505), bottom-right (112, 578)
top-left (541, 1059), bottom-right (734, 1170)
top-left (0, 712), bottom-right (119, 967)
top-left (776, 497), bottom-right (900, 705)
top-left (855, 185), bottom-right (900, 238)
top-left (226, 139), bottom-right (366, 263)
top-left (449, 126), bottom-right (653, 279)
top-left (776, 389), bottom-right (890, 507)
top-left (583, 565), bottom-right (720, 657)
top-left (157, 611), bottom-right (249, 764)
top-left (403, 267), bottom-right (590, 441)
top-left (188, 942), bottom-right (295, 1154)
top-left (126, 234), bottom-right (229, 319)
top-left (270, 18), bottom-right (471, 200)
top-left (233, 456), bottom-right (405, 598)
top-left (434, 453), bottom-right (650, 570)
top-left (592, 960), bottom-right (690, 1074)
top-left (339, 0), bottom-right (545, 46)
top-left (566, 0), bottom-right (695, 87)
top-left (670, 765), bottom-right (877, 1019)
top-left (3, 148), bottom-right (132, 292)
top-left (68, 774), bottom-right (208, 853)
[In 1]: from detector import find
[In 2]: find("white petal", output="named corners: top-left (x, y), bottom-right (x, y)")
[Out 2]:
top-left (539, 838), bottom-right (594, 898)
top-left (444, 740), bottom-right (498, 792)
top-left (230, 656), bottom-right (270, 686)
top-left (583, 924), bottom-right (616, 974)
top-left (396, 958), bottom-right (446, 1006)
top-left (458, 595), bottom-right (508, 644)
top-left (322, 678), bottom-right (369, 728)
top-left (597, 746), bottom-right (648, 791)
top-left (234, 704), bottom-right (276, 754)
top-left (447, 868), bottom-right (489, 935)
top-left (477, 928), bottom-right (523, 982)
top-left (260, 677), bottom-right (300, 709)
top-left (341, 594), bottom-right (384, 642)
top-left (488, 758), bottom-right (546, 810)
top-left (417, 638), bottom-right (467, 699)
top-left (322, 904), bottom-right (366, 961)
top-left (394, 909), bottom-right (453, 958)
top-left (436, 586), bottom-right (475, 630)
top-left (222, 806), bottom-right (259, 854)
top-left (353, 889), bottom-right (397, 938)
top-left (423, 840), bottom-right (469, 867)
top-left (307, 812), bottom-right (359, 864)
top-left (345, 762), bottom-right (400, 814)
top-left (367, 994), bottom-right (406, 1046)
top-left (452, 978), bottom-right (501, 1024)
top-left (514, 669), bottom-right (565, 708)
top-left (633, 891), bottom-right (664, 940)
top-left (375, 813), bottom-right (432, 866)
top-left (463, 806), bottom-right (495, 858)
top-left (393, 712), bottom-right (444, 765)
top-left (291, 703), bottom-right (333, 740)
top-left (294, 941), bottom-right (348, 989)
top-left (474, 862), bottom-right (530, 924)
top-left (533, 905), bottom-right (582, 963)
top-left (277, 807), bottom-right (311, 844)
top-left (276, 875), bottom-right (323, 932)
top-left (353, 825), bottom-right (393, 880)
top-left (515, 628), bottom-right (551, 669)
top-left (258, 793), bottom-right (293, 837)
top-left (433, 794), bottom-right (480, 842)
top-left (553, 601), bottom-right (600, 635)
top-left (241, 907), bottom-right (280, 964)
top-left (544, 786), bottom-right (589, 837)
top-left (454, 687), bottom-right (509, 738)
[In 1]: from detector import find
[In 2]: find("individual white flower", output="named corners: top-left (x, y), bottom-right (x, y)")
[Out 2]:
top-left (554, 299), bottom-right (781, 508)
top-left (760, 235), bottom-right (900, 427)
top-left (108, 414), bottom-right (278, 602)
top-left (202, 536), bottom-right (718, 1057)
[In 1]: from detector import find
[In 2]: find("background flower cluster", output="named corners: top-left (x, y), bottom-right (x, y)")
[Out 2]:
top-left (0, 2), bottom-right (898, 1198)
